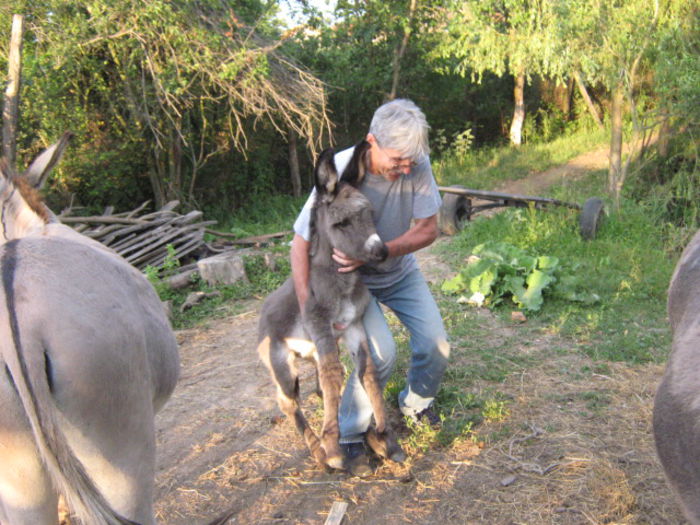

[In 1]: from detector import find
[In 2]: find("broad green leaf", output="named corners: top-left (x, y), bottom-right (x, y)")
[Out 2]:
top-left (442, 273), bottom-right (468, 294)
top-left (469, 265), bottom-right (498, 295)
top-left (537, 255), bottom-right (560, 272)
top-left (447, 241), bottom-right (602, 311)
top-left (515, 269), bottom-right (555, 311)
top-left (503, 274), bottom-right (526, 299)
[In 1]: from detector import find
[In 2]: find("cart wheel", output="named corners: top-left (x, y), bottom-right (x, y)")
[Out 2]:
top-left (579, 197), bottom-right (606, 240)
top-left (439, 185), bottom-right (472, 235)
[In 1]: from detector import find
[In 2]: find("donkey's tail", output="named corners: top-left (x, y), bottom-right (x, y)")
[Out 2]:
top-left (0, 240), bottom-right (138, 525)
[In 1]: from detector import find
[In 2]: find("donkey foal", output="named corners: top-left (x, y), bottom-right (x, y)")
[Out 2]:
top-left (258, 141), bottom-right (405, 472)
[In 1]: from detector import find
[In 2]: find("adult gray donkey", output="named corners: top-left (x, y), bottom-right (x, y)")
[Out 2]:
top-left (0, 134), bottom-right (179, 525)
top-left (654, 228), bottom-right (700, 524)
top-left (258, 141), bottom-right (405, 472)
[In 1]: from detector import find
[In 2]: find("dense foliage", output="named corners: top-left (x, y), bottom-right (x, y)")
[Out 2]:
top-left (0, 0), bottom-right (698, 224)
top-left (1, 0), bottom-right (330, 212)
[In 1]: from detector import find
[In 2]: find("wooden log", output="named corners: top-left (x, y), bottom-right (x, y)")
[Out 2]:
top-left (122, 223), bottom-right (204, 263)
top-left (116, 200), bottom-right (150, 218)
top-left (165, 268), bottom-right (199, 290)
top-left (97, 217), bottom-right (174, 248)
top-left (114, 218), bottom-right (215, 258)
top-left (324, 502), bottom-right (348, 525)
top-left (205, 229), bottom-right (291, 245)
top-left (135, 233), bottom-right (203, 269)
top-left (61, 216), bottom-right (149, 225)
top-left (61, 200), bottom-right (215, 269)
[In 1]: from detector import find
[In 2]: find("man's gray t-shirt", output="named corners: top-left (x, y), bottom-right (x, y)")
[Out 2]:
top-left (293, 145), bottom-right (442, 289)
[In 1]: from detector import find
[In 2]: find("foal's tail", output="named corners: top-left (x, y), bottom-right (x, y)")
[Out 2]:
top-left (0, 240), bottom-right (138, 525)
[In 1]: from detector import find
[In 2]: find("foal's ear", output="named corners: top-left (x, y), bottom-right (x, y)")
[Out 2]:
top-left (314, 147), bottom-right (339, 198)
top-left (341, 140), bottom-right (370, 187)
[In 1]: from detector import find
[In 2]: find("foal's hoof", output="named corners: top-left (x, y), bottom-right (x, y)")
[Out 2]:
top-left (366, 429), bottom-right (406, 463)
top-left (389, 447), bottom-right (407, 464)
top-left (325, 454), bottom-right (344, 470)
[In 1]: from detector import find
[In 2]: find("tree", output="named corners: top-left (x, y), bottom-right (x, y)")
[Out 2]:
top-left (1, 13), bottom-right (22, 169)
top-left (1, 0), bottom-right (331, 209)
top-left (287, 0), bottom-right (506, 151)
top-left (559, 0), bottom-right (690, 208)
top-left (435, 0), bottom-right (564, 146)
top-left (652, 3), bottom-right (699, 151)
top-left (389, 0), bottom-right (418, 101)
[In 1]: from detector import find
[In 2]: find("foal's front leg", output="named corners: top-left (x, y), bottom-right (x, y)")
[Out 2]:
top-left (305, 312), bottom-right (344, 469)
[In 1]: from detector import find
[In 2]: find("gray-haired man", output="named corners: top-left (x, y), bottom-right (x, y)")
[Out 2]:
top-left (291, 98), bottom-right (450, 476)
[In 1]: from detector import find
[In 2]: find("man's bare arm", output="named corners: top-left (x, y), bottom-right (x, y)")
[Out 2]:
top-left (291, 233), bottom-right (311, 311)
top-left (332, 215), bottom-right (439, 273)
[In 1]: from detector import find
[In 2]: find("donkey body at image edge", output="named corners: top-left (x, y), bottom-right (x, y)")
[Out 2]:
top-left (0, 134), bottom-right (179, 525)
top-left (654, 228), bottom-right (700, 525)
top-left (257, 141), bottom-right (405, 471)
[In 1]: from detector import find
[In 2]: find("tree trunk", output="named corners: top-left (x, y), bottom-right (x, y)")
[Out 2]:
top-left (288, 129), bottom-right (301, 198)
top-left (562, 77), bottom-right (574, 120)
top-left (2, 14), bottom-right (24, 170)
top-left (388, 0), bottom-right (417, 101)
top-left (573, 70), bottom-right (603, 129)
top-left (169, 128), bottom-right (182, 202)
top-left (608, 83), bottom-right (624, 207)
top-left (509, 71), bottom-right (525, 146)
top-left (150, 149), bottom-right (168, 210)
top-left (657, 111), bottom-right (671, 158)
top-left (547, 78), bottom-right (572, 119)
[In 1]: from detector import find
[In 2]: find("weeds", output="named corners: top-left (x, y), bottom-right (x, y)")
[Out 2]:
top-left (144, 244), bottom-right (182, 300)
top-left (441, 239), bottom-right (600, 311)
top-left (434, 185), bottom-right (674, 364)
top-left (147, 248), bottom-right (291, 329)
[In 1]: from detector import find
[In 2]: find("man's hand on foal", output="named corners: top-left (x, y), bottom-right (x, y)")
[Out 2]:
top-left (332, 249), bottom-right (364, 273)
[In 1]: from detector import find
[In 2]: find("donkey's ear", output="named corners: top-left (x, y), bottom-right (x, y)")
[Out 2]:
top-left (22, 132), bottom-right (73, 189)
top-left (341, 140), bottom-right (371, 187)
top-left (314, 147), bottom-right (339, 198)
top-left (0, 158), bottom-right (11, 183)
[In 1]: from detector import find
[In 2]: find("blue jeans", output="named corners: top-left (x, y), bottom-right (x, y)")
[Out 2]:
top-left (338, 269), bottom-right (450, 443)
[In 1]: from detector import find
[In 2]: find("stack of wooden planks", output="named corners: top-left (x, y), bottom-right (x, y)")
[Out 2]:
top-left (59, 200), bottom-right (217, 270)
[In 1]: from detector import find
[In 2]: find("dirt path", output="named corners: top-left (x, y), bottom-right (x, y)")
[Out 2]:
top-left (152, 147), bottom-right (683, 525)
top-left (493, 144), bottom-right (611, 197)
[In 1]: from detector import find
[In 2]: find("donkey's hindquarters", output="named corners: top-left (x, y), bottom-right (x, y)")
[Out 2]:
top-left (0, 136), bottom-right (179, 525)
top-left (257, 142), bottom-right (404, 472)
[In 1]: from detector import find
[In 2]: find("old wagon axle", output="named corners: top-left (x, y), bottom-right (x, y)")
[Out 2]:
top-left (437, 185), bottom-right (605, 240)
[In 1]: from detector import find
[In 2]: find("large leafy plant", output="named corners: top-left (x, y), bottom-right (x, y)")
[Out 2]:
top-left (441, 241), bottom-right (599, 312)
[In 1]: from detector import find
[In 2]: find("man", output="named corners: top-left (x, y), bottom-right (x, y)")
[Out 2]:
top-left (291, 98), bottom-right (450, 476)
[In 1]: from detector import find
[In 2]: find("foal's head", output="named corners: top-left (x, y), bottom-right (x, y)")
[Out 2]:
top-left (311, 140), bottom-right (388, 264)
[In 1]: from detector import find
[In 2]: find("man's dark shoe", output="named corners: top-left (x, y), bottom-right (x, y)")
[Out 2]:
top-left (413, 406), bottom-right (441, 427)
top-left (341, 441), bottom-right (373, 478)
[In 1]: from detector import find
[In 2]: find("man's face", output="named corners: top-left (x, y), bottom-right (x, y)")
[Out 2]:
top-left (368, 135), bottom-right (417, 182)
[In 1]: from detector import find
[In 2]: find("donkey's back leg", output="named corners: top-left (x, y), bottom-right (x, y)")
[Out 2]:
top-left (54, 356), bottom-right (160, 525)
top-left (0, 383), bottom-right (58, 525)
top-left (258, 336), bottom-right (326, 466)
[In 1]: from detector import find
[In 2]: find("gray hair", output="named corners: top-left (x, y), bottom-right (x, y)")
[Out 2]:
top-left (369, 98), bottom-right (430, 161)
